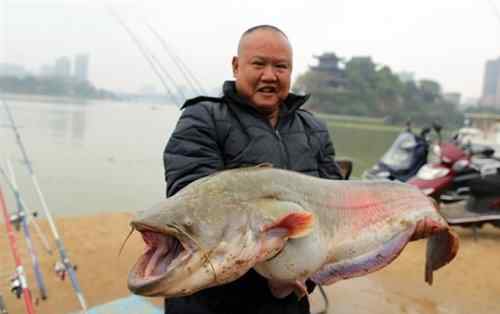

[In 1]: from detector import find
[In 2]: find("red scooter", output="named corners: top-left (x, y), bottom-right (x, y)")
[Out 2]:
top-left (408, 124), bottom-right (472, 202)
top-left (408, 124), bottom-right (500, 231)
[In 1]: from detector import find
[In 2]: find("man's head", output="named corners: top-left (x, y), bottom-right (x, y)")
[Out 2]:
top-left (232, 25), bottom-right (293, 118)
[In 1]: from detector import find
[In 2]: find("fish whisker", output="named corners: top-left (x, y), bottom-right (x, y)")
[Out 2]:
top-left (119, 225), bottom-right (135, 257)
top-left (168, 224), bottom-right (218, 283)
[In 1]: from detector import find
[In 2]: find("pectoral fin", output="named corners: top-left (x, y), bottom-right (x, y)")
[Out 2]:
top-left (253, 198), bottom-right (314, 239)
top-left (262, 212), bottom-right (314, 239)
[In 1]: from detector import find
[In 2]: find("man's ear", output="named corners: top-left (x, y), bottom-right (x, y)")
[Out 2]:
top-left (232, 56), bottom-right (239, 78)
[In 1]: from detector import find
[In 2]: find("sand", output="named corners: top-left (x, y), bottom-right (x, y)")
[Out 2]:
top-left (1, 212), bottom-right (500, 314)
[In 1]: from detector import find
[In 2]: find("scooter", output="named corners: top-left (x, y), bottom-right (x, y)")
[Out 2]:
top-left (408, 123), bottom-right (496, 202)
top-left (408, 124), bottom-right (500, 231)
top-left (363, 125), bottom-right (431, 182)
top-left (437, 157), bottom-right (500, 230)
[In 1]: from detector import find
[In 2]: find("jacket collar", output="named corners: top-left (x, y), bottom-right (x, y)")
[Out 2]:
top-left (222, 81), bottom-right (310, 116)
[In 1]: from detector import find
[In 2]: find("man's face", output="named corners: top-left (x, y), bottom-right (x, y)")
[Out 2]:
top-left (232, 30), bottom-right (293, 115)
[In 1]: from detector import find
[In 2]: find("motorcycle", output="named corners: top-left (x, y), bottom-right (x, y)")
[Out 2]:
top-left (363, 125), bottom-right (431, 182)
top-left (408, 124), bottom-right (500, 231)
top-left (437, 157), bottom-right (500, 229)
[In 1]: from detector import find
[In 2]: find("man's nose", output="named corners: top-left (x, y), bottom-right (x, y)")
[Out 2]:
top-left (261, 65), bottom-right (278, 81)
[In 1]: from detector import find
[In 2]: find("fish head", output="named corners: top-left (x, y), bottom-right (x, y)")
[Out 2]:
top-left (127, 174), bottom-right (319, 299)
top-left (127, 193), bottom-right (257, 297)
top-left (127, 186), bottom-right (311, 298)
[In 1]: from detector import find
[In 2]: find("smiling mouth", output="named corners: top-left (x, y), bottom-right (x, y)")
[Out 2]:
top-left (257, 86), bottom-right (277, 93)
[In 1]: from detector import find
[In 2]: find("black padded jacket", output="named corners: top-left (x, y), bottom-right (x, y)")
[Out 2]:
top-left (162, 81), bottom-right (342, 314)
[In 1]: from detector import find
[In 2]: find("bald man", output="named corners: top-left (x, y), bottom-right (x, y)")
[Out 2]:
top-left (163, 25), bottom-right (342, 314)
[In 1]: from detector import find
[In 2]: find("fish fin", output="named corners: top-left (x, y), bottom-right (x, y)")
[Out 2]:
top-left (310, 228), bottom-right (414, 285)
top-left (262, 212), bottom-right (314, 239)
top-left (425, 228), bottom-right (459, 285)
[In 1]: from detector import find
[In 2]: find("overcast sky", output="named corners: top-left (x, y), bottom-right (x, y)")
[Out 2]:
top-left (1, 0), bottom-right (499, 100)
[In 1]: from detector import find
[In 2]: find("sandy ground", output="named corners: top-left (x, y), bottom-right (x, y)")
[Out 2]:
top-left (1, 212), bottom-right (500, 314)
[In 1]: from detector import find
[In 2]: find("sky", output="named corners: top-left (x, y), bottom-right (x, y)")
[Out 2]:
top-left (1, 0), bottom-right (500, 100)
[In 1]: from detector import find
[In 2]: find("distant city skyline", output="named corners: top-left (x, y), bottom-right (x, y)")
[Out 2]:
top-left (1, 53), bottom-right (90, 81)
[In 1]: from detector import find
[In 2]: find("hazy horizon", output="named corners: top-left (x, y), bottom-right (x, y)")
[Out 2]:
top-left (1, 0), bottom-right (500, 100)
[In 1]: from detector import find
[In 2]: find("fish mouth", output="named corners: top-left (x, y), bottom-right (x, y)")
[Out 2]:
top-left (128, 224), bottom-right (192, 292)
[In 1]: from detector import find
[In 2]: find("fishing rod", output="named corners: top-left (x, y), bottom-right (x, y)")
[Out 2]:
top-left (0, 293), bottom-right (8, 314)
top-left (0, 185), bottom-right (36, 314)
top-left (0, 159), bottom-right (49, 300)
top-left (2, 100), bottom-right (88, 313)
top-left (147, 23), bottom-right (207, 95)
top-left (148, 53), bottom-right (187, 101)
top-left (0, 160), bottom-right (52, 255)
top-left (105, 5), bottom-right (179, 105)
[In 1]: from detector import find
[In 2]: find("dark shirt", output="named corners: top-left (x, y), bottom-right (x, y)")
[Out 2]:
top-left (163, 81), bottom-right (342, 314)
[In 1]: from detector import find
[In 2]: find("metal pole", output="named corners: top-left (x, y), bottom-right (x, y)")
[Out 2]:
top-left (4, 159), bottom-right (48, 300)
top-left (0, 186), bottom-right (36, 314)
top-left (2, 100), bottom-right (88, 313)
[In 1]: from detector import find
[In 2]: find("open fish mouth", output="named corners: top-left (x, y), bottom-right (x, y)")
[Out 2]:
top-left (128, 225), bottom-right (192, 290)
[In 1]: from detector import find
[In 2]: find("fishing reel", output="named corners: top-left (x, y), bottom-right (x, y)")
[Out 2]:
top-left (54, 261), bottom-right (78, 281)
top-left (9, 212), bottom-right (25, 231)
top-left (9, 275), bottom-right (22, 299)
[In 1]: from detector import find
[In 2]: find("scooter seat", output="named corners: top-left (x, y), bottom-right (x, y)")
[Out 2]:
top-left (469, 144), bottom-right (495, 157)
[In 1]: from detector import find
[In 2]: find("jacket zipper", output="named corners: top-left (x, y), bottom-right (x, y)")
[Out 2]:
top-left (274, 125), bottom-right (290, 169)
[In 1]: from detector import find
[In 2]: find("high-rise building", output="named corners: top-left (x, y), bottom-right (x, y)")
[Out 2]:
top-left (0, 63), bottom-right (29, 78)
top-left (54, 56), bottom-right (71, 77)
top-left (74, 54), bottom-right (89, 82)
top-left (480, 58), bottom-right (500, 107)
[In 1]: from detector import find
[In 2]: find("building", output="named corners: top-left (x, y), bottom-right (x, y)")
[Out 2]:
top-left (309, 52), bottom-right (347, 88)
top-left (443, 92), bottom-right (461, 106)
top-left (54, 56), bottom-right (71, 77)
top-left (0, 63), bottom-right (29, 78)
top-left (74, 54), bottom-right (89, 82)
top-left (480, 58), bottom-right (500, 108)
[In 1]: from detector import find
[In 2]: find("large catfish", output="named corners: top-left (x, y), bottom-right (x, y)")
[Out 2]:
top-left (127, 166), bottom-right (459, 298)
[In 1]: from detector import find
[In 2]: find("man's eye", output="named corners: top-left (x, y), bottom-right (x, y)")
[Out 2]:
top-left (276, 64), bottom-right (289, 69)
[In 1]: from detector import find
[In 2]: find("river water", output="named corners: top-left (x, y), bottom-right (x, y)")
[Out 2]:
top-left (0, 99), bottom-right (180, 217)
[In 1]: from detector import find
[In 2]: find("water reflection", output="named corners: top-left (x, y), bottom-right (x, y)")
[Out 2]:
top-left (45, 104), bottom-right (87, 145)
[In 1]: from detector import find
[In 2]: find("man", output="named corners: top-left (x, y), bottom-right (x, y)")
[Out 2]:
top-left (163, 25), bottom-right (342, 314)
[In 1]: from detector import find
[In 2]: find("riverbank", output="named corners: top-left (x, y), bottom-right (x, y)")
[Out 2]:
top-left (1, 212), bottom-right (499, 314)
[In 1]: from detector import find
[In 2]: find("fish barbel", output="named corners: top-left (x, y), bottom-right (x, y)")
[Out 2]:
top-left (127, 166), bottom-right (459, 298)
